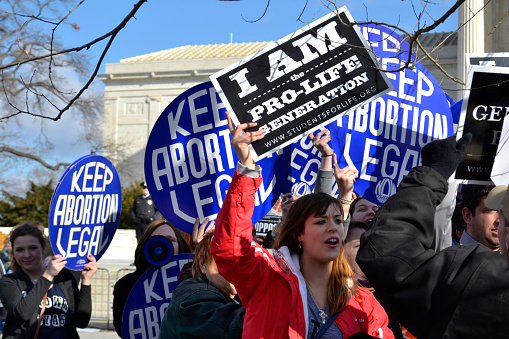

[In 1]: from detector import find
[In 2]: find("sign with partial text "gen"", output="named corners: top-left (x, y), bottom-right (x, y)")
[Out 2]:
top-left (456, 65), bottom-right (509, 184)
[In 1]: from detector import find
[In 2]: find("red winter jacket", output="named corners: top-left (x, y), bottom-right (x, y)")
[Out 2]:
top-left (211, 168), bottom-right (394, 339)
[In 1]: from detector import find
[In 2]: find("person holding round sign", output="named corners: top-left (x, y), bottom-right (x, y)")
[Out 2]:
top-left (211, 113), bottom-right (393, 339)
top-left (0, 224), bottom-right (97, 339)
top-left (112, 219), bottom-right (192, 338)
top-left (160, 231), bottom-right (245, 338)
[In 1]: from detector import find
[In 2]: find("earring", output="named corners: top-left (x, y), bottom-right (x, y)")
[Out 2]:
top-left (298, 242), bottom-right (302, 250)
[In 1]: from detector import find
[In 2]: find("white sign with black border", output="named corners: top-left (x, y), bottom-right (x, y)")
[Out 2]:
top-left (210, 6), bottom-right (393, 161)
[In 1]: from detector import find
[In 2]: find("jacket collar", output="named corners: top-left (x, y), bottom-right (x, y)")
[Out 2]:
top-left (274, 246), bottom-right (309, 336)
top-left (460, 231), bottom-right (480, 246)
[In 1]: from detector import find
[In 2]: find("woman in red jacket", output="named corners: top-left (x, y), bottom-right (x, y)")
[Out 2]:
top-left (211, 113), bottom-right (393, 339)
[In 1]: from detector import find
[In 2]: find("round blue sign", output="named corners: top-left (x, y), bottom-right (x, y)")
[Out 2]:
top-left (328, 24), bottom-right (454, 205)
top-left (121, 253), bottom-right (193, 339)
top-left (49, 155), bottom-right (122, 270)
top-left (144, 81), bottom-right (290, 234)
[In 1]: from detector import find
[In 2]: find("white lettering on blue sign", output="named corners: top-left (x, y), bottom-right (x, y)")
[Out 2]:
top-left (128, 303), bottom-right (168, 339)
top-left (336, 99), bottom-right (448, 147)
top-left (49, 155), bottom-right (121, 270)
top-left (52, 194), bottom-right (119, 226)
top-left (326, 24), bottom-right (453, 205)
top-left (146, 82), bottom-right (282, 233)
top-left (151, 131), bottom-right (235, 190)
top-left (55, 225), bottom-right (105, 258)
top-left (150, 125), bottom-right (274, 222)
top-left (166, 87), bottom-right (226, 141)
top-left (70, 162), bottom-right (114, 193)
top-left (127, 258), bottom-right (190, 339)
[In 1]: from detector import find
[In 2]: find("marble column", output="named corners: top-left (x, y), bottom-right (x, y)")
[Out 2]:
top-left (457, 0), bottom-right (485, 101)
top-left (488, 0), bottom-right (509, 53)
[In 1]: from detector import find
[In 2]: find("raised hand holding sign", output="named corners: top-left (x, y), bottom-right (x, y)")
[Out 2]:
top-left (328, 23), bottom-right (454, 205)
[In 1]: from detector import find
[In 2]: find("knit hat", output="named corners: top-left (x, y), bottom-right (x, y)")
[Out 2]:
top-left (485, 185), bottom-right (509, 217)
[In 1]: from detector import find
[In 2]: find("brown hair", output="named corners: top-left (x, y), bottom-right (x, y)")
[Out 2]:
top-left (461, 185), bottom-right (494, 216)
top-left (273, 193), bottom-right (355, 314)
top-left (191, 232), bottom-right (214, 279)
top-left (10, 224), bottom-right (45, 272)
top-left (345, 221), bottom-right (368, 243)
top-left (349, 196), bottom-right (362, 216)
top-left (134, 219), bottom-right (192, 272)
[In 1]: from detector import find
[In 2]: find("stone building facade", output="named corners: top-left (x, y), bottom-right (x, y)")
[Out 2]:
top-left (99, 1), bottom-right (508, 182)
top-left (98, 42), bottom-right (272, 182)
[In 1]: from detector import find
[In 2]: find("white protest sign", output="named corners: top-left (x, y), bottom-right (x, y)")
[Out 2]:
top-left (491, 113), bottom-right (509, 186)
top-left (254, 214), bottom-right (281, 237)
top-left (467, 52), bottom-right (509, 68)
top-left (210, 6), bottom-right (393, 161)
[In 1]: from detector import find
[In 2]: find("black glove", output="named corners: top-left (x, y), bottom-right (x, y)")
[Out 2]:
top-left (421, 133), bottom-right (472, 179)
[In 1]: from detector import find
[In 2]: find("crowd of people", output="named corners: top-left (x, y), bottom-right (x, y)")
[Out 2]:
top-left (136, 112), bottom-right (504, 338)
top-left (194, 114), bottom-right (506, 338)
top-left (1, 112), bottom-right (508, 339)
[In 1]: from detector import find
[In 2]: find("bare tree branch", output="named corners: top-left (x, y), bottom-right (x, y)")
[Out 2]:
top-left (0, 0), bottom-right (148, 121)
top-left (48, 0), bottom-right (87, 94)
top-left (241, 0), bottom-right (271, 23)
top-left (489, 9), bottom-right (509, 35)
top-left (0, 146), bottom-right (70, 170)
top-left (296, 0), bottom-right (311, 22)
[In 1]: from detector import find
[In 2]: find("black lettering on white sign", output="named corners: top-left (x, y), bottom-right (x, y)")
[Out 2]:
top-left (467, 52), bottom-right (509, 68)
top-left (211, 7), bottom-right (393, 161)
top-left (254, 214), bottom-right (281, 236)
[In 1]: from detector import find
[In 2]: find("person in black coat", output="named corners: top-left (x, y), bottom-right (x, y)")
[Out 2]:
top-left (129, 181), bottom-right (162, 242)
top-left (0, 224), bottom-right (96, 339)
top-left (112, 220), bottom-right (191, 338)
top-left (357, 134), bottom-right (509, 338)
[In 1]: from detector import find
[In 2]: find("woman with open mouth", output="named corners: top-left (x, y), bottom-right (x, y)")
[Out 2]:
top-left (211, 113), bottom-right (393, 339)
